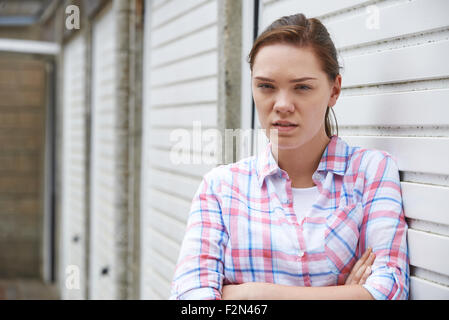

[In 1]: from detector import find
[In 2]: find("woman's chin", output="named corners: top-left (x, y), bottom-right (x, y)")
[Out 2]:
top-left (271, 137), bottom-right (304, 150)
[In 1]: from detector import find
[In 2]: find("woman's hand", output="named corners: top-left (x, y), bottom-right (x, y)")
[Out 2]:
top-left (345, 247), bottom-right (376, 285)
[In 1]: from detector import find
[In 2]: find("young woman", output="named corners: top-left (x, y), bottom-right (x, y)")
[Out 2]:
top-left (170, 13), bottom-right (409, 300)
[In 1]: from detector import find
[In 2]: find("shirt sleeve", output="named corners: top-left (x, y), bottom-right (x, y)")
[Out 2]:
top-left (169, 168), bottom-right (228, 300)
top-left (360, 151), bottom-right (410, 300)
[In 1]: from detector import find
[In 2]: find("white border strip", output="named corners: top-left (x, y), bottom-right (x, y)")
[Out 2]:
top-left (0, 38), bottom-right (60, 55)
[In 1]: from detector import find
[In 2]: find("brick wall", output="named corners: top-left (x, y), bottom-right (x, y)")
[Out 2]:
top-left (0, 56), bottom-right (46, 278)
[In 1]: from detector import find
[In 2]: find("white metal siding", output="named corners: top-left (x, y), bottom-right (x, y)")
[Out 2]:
top-left (140, 0), bottom-right (219, 299)
top-left (60, 33), bottom-right (86, 300)
top-left (260, 0), bottom-right (449, 299)
top-left (89, 3), bottom-right (118, 299)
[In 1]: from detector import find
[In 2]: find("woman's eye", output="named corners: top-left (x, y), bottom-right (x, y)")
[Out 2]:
top-left (258, 84), bottom-right (274, 89)
top-left (257, 84), bottom-right (311, 90)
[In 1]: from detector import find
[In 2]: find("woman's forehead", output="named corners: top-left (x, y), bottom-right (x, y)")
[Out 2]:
top-left (255, 43), bottom-right (316, 59)
top-left (253, 44), bottom-right (322, 73)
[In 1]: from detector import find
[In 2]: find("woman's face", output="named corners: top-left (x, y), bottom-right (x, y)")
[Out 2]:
top-left (251, 43), bottom-right (341, 149)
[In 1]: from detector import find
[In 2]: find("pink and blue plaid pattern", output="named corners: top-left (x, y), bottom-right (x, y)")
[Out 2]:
top-left (170, 135), bottom-right (409, 300)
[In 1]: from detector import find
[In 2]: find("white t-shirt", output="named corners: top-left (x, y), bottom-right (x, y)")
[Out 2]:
top-left (271, 177), bottom-right (320, 224)
top-left (291, 185), bottom-right (320, 224)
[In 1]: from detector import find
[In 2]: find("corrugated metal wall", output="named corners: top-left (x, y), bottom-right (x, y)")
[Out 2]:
top-left (260, 0), bottom-right (449, 299)
top-left (140, 0), bottom-right (219, 299)
top-left (89, 2), bottom-right (118, 299)
top-left (60, 33), bottom-right (87, 299)
top-left (59, 0), bottom-right (136, 299)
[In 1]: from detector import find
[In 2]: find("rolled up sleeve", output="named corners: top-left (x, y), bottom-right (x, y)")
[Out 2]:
top-left (360, 151), bottom-right (410, 300)
top-left (169, 168), bottom-right (228, 300)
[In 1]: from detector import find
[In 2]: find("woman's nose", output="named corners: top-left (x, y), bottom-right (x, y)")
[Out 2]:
top-left (273, 93), bottom-right (294, 113)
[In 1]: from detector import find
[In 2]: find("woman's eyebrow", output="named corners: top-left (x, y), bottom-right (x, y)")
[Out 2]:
top-left (290, 77), bottom-right (318, 82)
top-left (254, 76), bottom-right (317, 82)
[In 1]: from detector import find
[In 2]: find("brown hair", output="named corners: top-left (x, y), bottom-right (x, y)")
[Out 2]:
top-left (248, 13), bottom-right (341, 138)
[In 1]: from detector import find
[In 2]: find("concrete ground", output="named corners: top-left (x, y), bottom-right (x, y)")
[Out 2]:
top-left (0, 278), bottom-right (59, 300)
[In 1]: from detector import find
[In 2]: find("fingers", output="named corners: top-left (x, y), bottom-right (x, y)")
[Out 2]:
top-left (353, 259), bottom-right (368, 282)
top-left (345, 248), bottom-right (372, 284)
top-left (353, 251), bottom-right (376, 284)
top-left (358, 266), bottom-right (371, 285)
top-left (365, 250), bottom-right (376, 267)
top-left (355, 247), bottom-right (372, 269)
top-left (345, 248), bottom-right (376, 285)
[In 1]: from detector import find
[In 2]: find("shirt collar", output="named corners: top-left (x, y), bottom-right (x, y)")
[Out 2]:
top-left (255, 135), bottom-right (350, 187)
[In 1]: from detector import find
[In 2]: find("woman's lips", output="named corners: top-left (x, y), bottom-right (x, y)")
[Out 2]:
top-left (272, 124), bottom-right (298, 132)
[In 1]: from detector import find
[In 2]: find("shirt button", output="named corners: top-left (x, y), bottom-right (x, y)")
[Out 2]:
top-left (298, 250), bottom-right (304, 257)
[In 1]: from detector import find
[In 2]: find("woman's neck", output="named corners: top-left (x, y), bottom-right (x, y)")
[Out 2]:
top-left (271, 131), bottom-right (330, 188)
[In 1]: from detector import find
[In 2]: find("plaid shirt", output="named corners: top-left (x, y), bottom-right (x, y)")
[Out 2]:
top-left (170, 135), bottom-right (409, 300)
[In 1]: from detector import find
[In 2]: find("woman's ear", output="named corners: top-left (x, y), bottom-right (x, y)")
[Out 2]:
top-left (328, 74), bottom-right (342, 108)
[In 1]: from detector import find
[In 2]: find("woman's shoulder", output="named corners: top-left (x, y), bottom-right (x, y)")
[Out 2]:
top-left (328, 135), bottom-right (399, 176)
top-left (346, 142), bottom-right (400, 178)
top-left (351, 145), bottom-right (397, 162)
